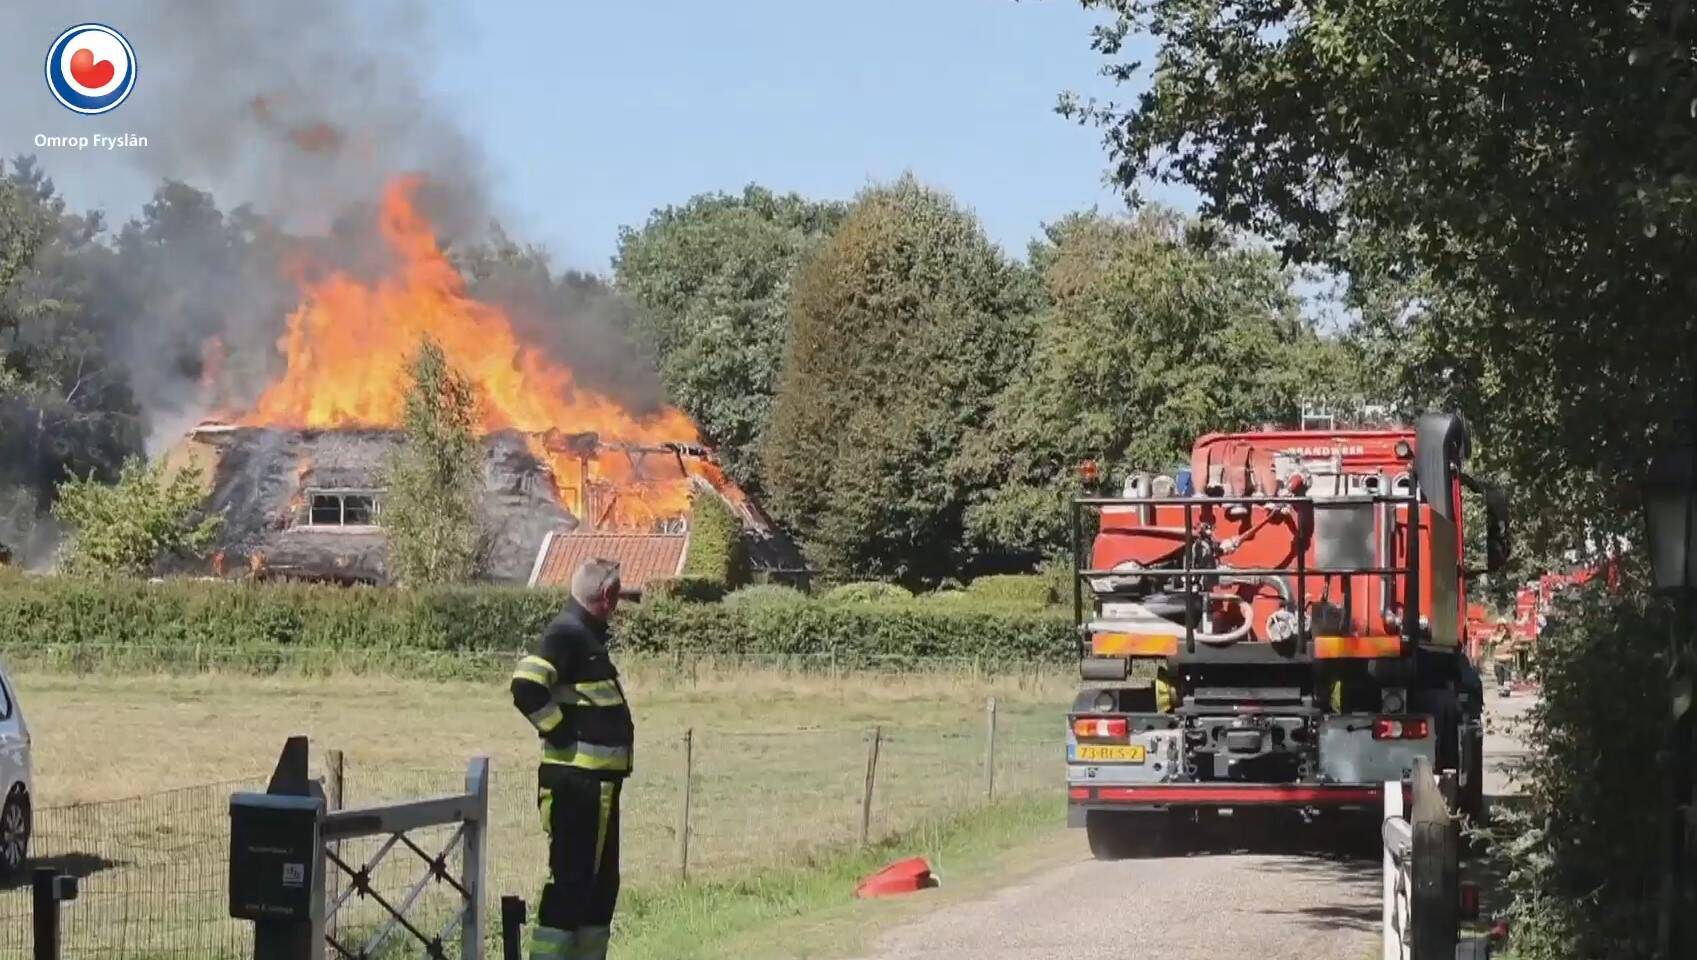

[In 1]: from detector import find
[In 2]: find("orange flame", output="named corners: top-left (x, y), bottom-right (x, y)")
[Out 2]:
top-left (235, 175), bottom-right (707, 530)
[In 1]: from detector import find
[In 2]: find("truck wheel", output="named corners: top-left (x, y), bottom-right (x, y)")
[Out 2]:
top-left (1085, 810), bottom-right (1163, 860)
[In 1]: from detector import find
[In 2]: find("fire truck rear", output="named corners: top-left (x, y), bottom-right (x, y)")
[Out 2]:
top-left (1065, 413), bottom-right (1509, 857)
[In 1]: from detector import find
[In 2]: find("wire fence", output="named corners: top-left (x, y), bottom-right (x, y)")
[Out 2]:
top-left (0, 713), bottom-right (1059, 959)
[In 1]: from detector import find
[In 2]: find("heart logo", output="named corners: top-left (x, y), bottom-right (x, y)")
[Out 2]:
top-left (69, 47), bottom-right (115, 89)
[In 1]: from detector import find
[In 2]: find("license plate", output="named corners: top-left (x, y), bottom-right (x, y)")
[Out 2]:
top-left (1076, 744), bottom-right (1146, 764)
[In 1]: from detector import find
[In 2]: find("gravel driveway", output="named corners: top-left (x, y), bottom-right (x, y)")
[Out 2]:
top-left (855, 691), bottom-right (1530, 960)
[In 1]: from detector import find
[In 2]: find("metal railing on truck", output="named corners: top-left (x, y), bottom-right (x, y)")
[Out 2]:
top-left (1070, 493), bottom-right (1424, 657)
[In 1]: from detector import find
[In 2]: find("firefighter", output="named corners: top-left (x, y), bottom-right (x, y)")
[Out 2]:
top-left (511, 557), bottom-right (634, 960)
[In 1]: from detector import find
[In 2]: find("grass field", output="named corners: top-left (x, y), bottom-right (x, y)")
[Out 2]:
top-left (0, 659), bottom-right (1072, 958)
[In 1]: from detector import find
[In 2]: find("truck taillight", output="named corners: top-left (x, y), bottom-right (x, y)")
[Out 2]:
top-left (1073, 717), bottom-right (1128, 740)
top-left (1372, 716), bottom-right (1431, 740)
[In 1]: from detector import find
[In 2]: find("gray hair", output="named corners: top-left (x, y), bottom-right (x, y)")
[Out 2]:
top-left (570, 557), bottom-right (622, 606)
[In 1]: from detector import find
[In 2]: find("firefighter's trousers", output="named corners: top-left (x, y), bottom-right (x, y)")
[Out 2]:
top-left (531, 770), bottom-right (622, 960)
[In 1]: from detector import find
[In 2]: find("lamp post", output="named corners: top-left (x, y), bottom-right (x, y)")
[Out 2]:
top-left (1645, 441), bottom-right (1697, 960)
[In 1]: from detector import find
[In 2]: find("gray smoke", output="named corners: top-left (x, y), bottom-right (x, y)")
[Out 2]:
top-left (2, 0), bottom-right (487, 236)
top-left (0, 0), bottom-right (663, 455)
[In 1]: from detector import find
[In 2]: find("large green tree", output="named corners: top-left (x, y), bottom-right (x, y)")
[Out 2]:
top-left (1065, 0), bottom-right (1697, 551)
top-left (614, 186), bottom-right (846, 488)
top-left (962, 208), bottom-right (1354, 557)
top-left (382, 337), bottom-right (485, 586)
top-left (763, 176), bottom-right (1037, 581)
top-left (0, 157), bottom-right (143, 518)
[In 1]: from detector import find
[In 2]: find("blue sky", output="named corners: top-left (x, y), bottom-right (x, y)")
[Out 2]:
top-left (2, 1), bottom-right (1179, 275)
top-left (427, 0), bottom-right (1155, 271)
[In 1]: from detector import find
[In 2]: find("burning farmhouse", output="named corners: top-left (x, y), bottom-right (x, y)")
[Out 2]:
top-left (166, 177), bottom-right (797, 587)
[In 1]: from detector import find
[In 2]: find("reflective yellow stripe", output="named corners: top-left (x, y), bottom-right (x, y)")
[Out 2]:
top-left (542, 741), bottom-right (631, 772)
top-left (1093, 632), bottom-right (1179, 657)
top-left (538, 788), bottom-right (554, 836)
top-left (527, 703), bottom-right (564, 734)
top-left (530, 924), bottom-right (572, 959)
top-left (1314, 635), bottom-right (1403, 659)
top-left (593, 782), bottom-right (613, 879)
top-left (513, 655), bottom-right (557, 687)
top-left (573, 924), bottom-right (610, 960)
top-left (567, 679), bottom-right (625, 707)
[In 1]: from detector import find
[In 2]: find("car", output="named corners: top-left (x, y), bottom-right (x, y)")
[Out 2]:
top-left (0, 659), bottom-right (30, 877)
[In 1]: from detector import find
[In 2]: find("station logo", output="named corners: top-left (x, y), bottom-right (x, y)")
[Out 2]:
top-left (45, 24), bottom-right (137, 115)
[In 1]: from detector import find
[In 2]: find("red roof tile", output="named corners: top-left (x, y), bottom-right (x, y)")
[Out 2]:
top-left (529, 532), bottom-right (688, 590)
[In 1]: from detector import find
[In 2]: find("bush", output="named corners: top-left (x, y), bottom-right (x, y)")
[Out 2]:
top-left (721, 584), bottom-right (808, 607)
top-left (821, 581), bottom-right (913, 605)
top-left (680, 493), bottom-right (749, 588)
top-left (642, 577), bottom-right (726, 604)
top-left (966, 574), bottom-right (1056, 608)
top-left (1479, 581), bottom-right (1682, 959)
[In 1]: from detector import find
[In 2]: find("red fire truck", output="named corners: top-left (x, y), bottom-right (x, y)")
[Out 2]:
top-left (1065, 413), bottom-right (1509, 856)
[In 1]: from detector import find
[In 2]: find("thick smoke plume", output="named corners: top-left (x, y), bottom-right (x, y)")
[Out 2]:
top-left (0, 0), bottom-right (663, 456)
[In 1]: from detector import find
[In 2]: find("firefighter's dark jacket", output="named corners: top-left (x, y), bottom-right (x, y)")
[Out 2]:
top-left (511, 599), bottom-right (635, 780)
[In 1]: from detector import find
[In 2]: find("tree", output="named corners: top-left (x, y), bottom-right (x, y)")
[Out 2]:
top-left (381, 336), bottom-right (485, 586)
top-left (763, 176), bottom-right (1037, 581)
top-left (1064, 0), bottom-right (1697, 552)
top-left (0, 157), bottom-right (143, 518)
top-left (51, 457), bottom-right (222, 576)
top-left (614, 186), bottom-right (847, 488)
top-left (961, 209), bottom-right (1349, 557)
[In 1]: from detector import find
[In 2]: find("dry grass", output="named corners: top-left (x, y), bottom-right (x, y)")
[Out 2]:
top-left (0, 662), bottom-right (1070, 958)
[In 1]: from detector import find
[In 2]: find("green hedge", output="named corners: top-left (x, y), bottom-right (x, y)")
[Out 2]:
top-left (966, 574), bottom-right (1057, 608)
top-left (0, 576), bottom-right (567, 653)
top-left (821, 581), bottom-right (913, 604)
top-left (618, 598), bottom-right (1072, 666)
top-left (642, 576), bottom-right (726, 604)
top-left (0, 575), bottom-right (1072, 667)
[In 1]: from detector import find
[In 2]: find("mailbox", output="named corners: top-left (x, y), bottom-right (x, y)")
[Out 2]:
top-left (228, 792), bottom-right (324, 921)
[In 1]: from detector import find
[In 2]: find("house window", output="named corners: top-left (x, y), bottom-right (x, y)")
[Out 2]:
top-left (307, 491), bottom-right (380, 526)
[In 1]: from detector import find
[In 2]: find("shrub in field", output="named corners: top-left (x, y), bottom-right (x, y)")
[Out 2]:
top-left (680, 494), bottom-right (749, 588)
top-left (966, 574), bottom-right (1056, 608)
top-left (52, 458), bottom-right (223, 577)
top-left (822, 581), bottom-right (913, 605)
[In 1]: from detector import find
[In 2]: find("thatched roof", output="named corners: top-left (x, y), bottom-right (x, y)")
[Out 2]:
top-left (166, 424), bottom-right (805, 585)
top-left (170, 425), bottom-right (573, 584)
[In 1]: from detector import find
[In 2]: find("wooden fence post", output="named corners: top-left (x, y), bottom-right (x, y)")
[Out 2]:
top-left (677, 729), bottom-right (694, 881)
top-left (860, 727), bottom-right (882, 846)
top-left (983, 698), bottom-right (998, 802)
top-left (325, 749), bottom-right (344, 945)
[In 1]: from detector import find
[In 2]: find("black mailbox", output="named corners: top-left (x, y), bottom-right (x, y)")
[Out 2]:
top-left (228, 792), bottom-right (323, 921)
